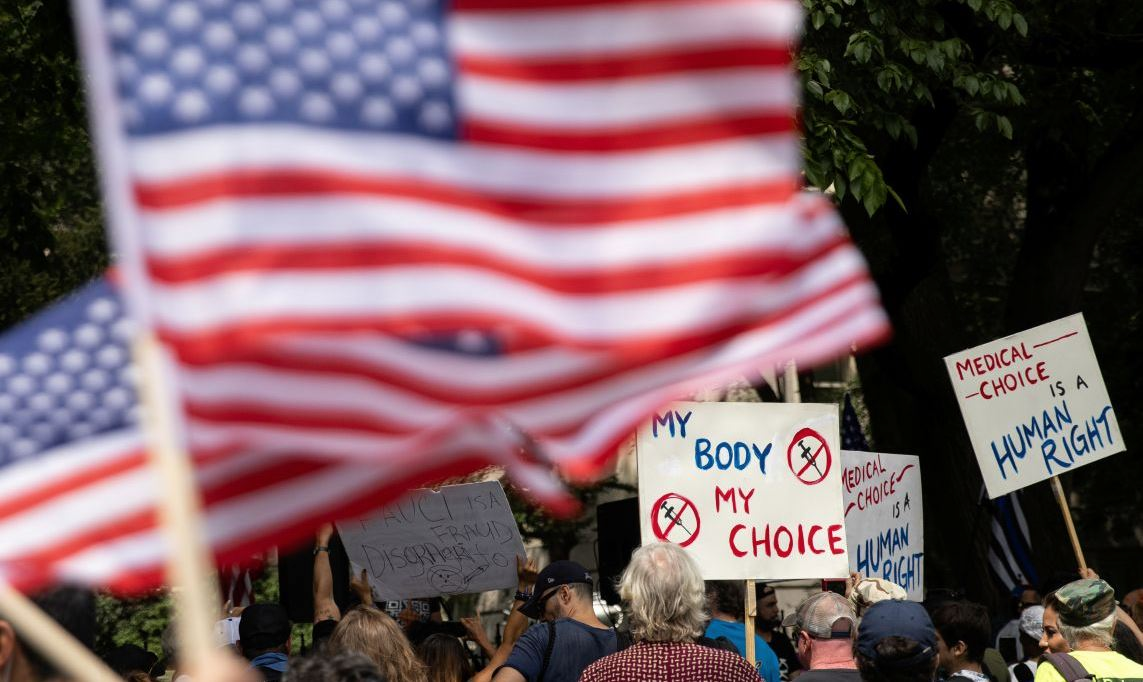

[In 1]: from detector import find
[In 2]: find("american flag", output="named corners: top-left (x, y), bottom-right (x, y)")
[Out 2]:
top-left (0, 279), bottom-right (573, 593)
top-left (57, 0), bottom-right (892, 589)
top-left (841, 392), bottom-right (870, 451)
top-left (74, 0), bottom-right (887, 354)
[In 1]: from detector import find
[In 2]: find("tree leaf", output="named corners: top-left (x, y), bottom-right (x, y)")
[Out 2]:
top-left (1013, 13), bottom-right (1028, 36)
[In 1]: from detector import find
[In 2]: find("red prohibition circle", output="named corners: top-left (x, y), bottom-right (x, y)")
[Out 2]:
top-left (786, 427), bottom-right (832, 485)
top-left (650, 493), bottom-right (701, 547)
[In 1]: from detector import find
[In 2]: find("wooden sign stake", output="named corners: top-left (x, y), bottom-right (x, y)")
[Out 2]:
top-left (745, 579), bottom-right (757, 666)
top-left (1049, 476), bottom-right (1087, 572)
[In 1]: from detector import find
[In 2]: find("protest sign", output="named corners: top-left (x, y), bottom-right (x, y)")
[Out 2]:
top-left (636, 402), bottom-right (848, 580)
top-left (944, 314), bottom-right (1124, 498)
top-left (336, 481), bottom-right (525, 600)
top-left (841, 451), bottom-right (923, 600)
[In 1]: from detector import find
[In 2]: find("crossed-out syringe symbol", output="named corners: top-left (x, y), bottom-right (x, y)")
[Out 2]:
top-left (798, 439), bottom-right (824, 478)
top-left (660, 500), bottom-right (691, 535)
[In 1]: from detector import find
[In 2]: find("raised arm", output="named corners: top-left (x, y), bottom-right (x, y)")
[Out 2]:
top-left (474, 555), bottom-right (538, 682)
top-left (312, 524), bottom-right (341, 623)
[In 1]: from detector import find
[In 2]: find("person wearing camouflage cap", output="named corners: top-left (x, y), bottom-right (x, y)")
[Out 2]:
top-left (1035, 579), bottom-right (1143, 682)
top-left (781, 591), bottom-right (859, 682)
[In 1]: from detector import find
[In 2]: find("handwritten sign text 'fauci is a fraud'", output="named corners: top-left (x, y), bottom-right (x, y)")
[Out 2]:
top-left (944, 314), bottom-right (1124, 498)
top-left (637, 402), bottom-right (849, 580)
top-left (841, 451), bottom-right (923, 600)
top-left (337, 481), bottom-right (526, 600)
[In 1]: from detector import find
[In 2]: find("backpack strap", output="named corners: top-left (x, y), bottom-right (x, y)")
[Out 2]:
top-left (1041, 653), bottom-right (1094, 682)
top-left (538, 620), bottom-right (556, 682)
top-left (1013, 662), bottom-right (1036, 682)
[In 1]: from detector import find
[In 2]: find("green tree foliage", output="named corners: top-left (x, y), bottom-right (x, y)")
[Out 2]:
top-left (800, 0), bottom-right (1027, 216)
top-left (0, 2), bottom-right (107, 331)
top-left (802, 0), bottom-right (1143, 599)
top-left (507, 477), bottom-right (633, 562)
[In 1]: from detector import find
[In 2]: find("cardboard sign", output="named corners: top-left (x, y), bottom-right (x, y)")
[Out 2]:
top-left (636, 402), bottom-right (848, 580)
top-left (336, 481), bottom-right (525, 600)
top-left (841, 451), bottom-right (923, 600)
top-left (944, 314), bottom-right (1125, 498)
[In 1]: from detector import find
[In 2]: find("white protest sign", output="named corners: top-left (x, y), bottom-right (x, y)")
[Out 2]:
top-left (944, 314), bottom-right (1124, 498)
top-left (336, 481), bottom-right (525, 600)
top-left (636, 402), bottom-right (848, 580)
top-left (841, 451), bottom-right (924, 600)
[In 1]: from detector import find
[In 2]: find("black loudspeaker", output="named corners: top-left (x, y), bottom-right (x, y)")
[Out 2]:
top-left (596, 497), bottom-right (641, 605)
top-left (277, 531), bottom-right (351, 623)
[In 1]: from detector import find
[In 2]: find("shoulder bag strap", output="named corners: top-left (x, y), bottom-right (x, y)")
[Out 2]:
top-left (538, 620), bottom-right (556, 682)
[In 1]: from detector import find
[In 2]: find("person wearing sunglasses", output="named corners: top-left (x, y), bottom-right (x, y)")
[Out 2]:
top-left (493, 561), bottom-right (616, 682)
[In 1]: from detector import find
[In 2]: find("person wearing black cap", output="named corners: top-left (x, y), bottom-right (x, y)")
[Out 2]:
top-left (854, 600), bottom-right (939, 682)
top-left (492, 560), bottom-right (616, 682)
top-left (238, 603), bottom-right (292, 681)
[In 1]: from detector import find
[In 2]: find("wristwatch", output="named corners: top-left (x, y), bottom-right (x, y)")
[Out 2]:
top-left (515, 590), bottom-right (532, 602)
top-left (313, 545), bottom-right (330, 556)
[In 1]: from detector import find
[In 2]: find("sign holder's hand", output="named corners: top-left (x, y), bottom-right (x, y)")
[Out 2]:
top-left (350, 568), bottom-right (374, 607)
top-left (462, 616), bottom-right (496, 658)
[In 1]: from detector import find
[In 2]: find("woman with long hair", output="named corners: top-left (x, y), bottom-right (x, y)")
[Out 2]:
top-left (328, 606), bottom-right (428, 682)
top-left (417, 633), bottom-right (473, 682)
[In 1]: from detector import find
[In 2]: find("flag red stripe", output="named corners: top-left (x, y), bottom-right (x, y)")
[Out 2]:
top-left (0, 443), bottom-right (239, 526)
top-left (173, 274), bottom-right (873, 410)
top-left (134, 172), bottom-right (796, 223)
top-left (185, 402), bottom-right (419, 437)
top-left (32, 452), bottom-right (537, 595)
top-left (0, 450), bottom-right (147, 523)
top-left (462, 114), bottom-right (795, 152)
top-left (144, 236), bottom-right (849, 288)
top-left (459, 46), bottom-right (790, 82)
top-left (11, 458), bottom-right (334, 573)
top-left (157, 272), bottom-right (875, 357)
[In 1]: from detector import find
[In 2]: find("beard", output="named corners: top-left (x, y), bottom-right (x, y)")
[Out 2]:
top-left (757, 616), bottom-right (782, 631)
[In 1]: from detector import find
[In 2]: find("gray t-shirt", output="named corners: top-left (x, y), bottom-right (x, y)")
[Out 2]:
top-left (796, 669), bottom-right (863, 682)
top-left (501, 618), bottom-right (617, 682)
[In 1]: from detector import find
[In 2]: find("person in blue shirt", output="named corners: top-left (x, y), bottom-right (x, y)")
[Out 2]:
top-left (705, 580), bottom-right (782, 682)
top-left (494, 560), bottom-right (617, 682)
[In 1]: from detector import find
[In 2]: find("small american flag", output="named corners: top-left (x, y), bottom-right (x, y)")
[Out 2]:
top-left (62, 0), bottom-right (891, 586)
top-left (841, 392), bottom-right (870, 451)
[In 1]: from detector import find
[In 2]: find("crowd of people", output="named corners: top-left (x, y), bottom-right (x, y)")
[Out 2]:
top-left (3, 537), bottom-right (1143, 682)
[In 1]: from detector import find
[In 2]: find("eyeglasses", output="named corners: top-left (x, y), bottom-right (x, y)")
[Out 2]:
top-left (534, 586), bottom-right (565, 614)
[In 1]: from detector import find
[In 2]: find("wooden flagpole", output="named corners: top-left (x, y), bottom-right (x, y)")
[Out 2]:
top-left (135, 335), bottom-right (222, 672)
top-left (0, 583), bottom-right (120, 682)
top-left (1049, 476), bottom-right (1087, 572)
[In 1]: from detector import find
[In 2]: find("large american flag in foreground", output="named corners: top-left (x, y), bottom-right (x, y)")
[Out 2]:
top-left (45, 0), bottom-right (892, 590)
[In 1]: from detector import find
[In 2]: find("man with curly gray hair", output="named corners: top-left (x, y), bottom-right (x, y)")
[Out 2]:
top-left (580, 543), bottom-right (759, 682)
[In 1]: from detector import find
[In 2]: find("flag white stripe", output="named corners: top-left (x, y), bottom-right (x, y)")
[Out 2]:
top-left (0, 449), bottom-right (292, 559)
top-left (990, 519), bottom-right (1026, 583)
top-left (180, 283), bottom-right (883, 446)
top-left (183, 295), bottom-right (888, 468)
top-left (459, 69), bottom-right (796, 128)
top-left (141, 198), bottom-right (835, 268)
top-left (127, 127), bottom-right (798, 197)
top-left (450, 1), bottom-right (802, 58)
top-left (0, 430), bottom-right (142, 499)
top-left (151, 248), bottom-right (868, 338)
